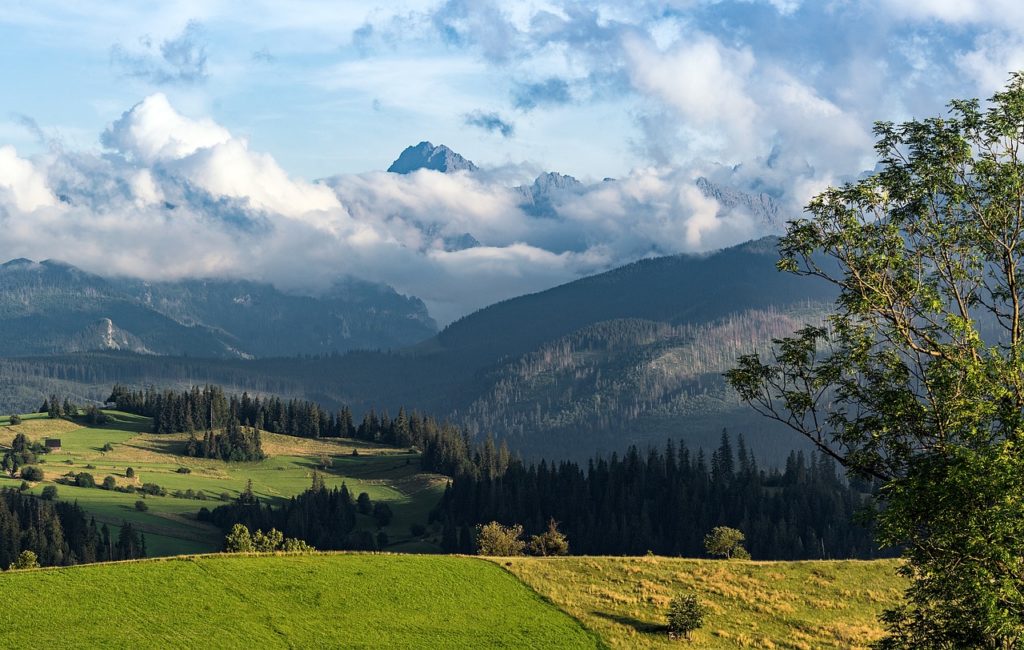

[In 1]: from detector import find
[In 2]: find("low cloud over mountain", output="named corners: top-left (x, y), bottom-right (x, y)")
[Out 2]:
top-left (0, 94), bottom-right (785, 324)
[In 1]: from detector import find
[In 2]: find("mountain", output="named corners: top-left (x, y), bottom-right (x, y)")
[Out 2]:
top-left (0, 238), bottom-right (836, 463)
top-left (696, 176), bottom-right (783, 232)
top-left (387, 141), bottom-right (479, 174)
top-left (0, 259), bottom-right (436, 358)
top-left (514, 172), bottom-right (585, 217)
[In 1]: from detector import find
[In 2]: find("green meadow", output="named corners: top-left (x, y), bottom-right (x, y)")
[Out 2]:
top-left (0, 411), bottom-right (448, 555)
top-left (0, 553), bottom-right (601, 649)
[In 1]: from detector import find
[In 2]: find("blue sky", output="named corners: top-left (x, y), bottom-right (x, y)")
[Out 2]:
top-left (1, 1), bottom-right (1022, 322)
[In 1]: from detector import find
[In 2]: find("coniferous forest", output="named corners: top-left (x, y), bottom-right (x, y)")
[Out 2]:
top-left (431, 431), bottom-right (884, 560)
top-left (0, 488), bottom-right (145, 568)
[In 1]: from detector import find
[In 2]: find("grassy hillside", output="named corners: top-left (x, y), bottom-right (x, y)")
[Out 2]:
top-left (0, 554), bottom-right (600, 649)
top-left (499, 556), bottom-right (904, 649)
top-left (0, 551), bottom-right (903, 648)
top-left (0, 412), bottom-right (448, 556)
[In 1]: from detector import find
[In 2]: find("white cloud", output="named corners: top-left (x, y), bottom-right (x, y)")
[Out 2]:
top-left (0, 94), bottom-right (780, 325)
top-left (0, 146), bottom-right (55, 212)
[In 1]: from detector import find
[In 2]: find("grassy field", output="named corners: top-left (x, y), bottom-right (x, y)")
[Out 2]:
top-left (0, 412), bottom-right (448, 555)
top-left (498, 556), bottom-right (904, 649)
top-left (0, 553), bottom-right (601, 649)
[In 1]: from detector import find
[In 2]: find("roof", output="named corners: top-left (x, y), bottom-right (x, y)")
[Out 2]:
top-left (44, 438), bottom-right (62, 447)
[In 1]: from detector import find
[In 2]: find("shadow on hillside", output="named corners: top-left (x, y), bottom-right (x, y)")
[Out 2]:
top-left (125, 438), bottom-right (187, 456)
top-left (592, 611), bottom-right (665, 635)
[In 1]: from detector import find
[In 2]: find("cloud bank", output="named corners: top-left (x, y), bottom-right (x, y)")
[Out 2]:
top-left (0, 94), bottom-right (775, 324)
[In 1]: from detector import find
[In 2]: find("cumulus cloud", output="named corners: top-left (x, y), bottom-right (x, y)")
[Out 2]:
top-left (463, 110), bottom-right (515, 137)
top-left (110, 20), bottom-right (208, 85)
top-left (0, 94), bottom-right (776, 325)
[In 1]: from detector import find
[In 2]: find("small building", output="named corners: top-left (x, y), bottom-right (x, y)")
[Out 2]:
top-left (44, 438), bottom-right (62, 452)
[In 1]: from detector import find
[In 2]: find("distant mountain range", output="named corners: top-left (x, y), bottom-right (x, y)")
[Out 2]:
top-left (0, 237), bottom-right (836, 463)
top-left (0, 258), bottom-right (436, 358)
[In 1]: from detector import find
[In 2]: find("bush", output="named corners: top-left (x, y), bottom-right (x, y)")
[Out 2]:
top-left (225, 523), bottom-right (254, 552)
top-left (101, 443), bottom-right (114, 452)
top-left (140, 483), bottom-right (165, 496)
top-left (18, 481), bottom-right (29, 492)
top-left (75, 472), bottom-right (96, 488)
top-left (527, 519), bottom-right (570, 556)
top-left (20, 466), bottom-right (44, 482)
top-left (176, 467), bottom-right (191, 474)
top-left (9, 414), bottom-right (21, 425)
top-left (8, 550), bottom-right (39, 570)
top-left (84, 464), bottom-right (96, 470)
top-left (125, 467), bottom-right (135, 479)
top-left (134, 500), bottom-right (148, 512)
top-left (41, 485), bottom-right (57, 500)
top-left (667, 592), bottom-right (706, 640)
top-left (476, 522), bottom-right (525, 556)
top-left (102, 476), bottom-right (117, 490)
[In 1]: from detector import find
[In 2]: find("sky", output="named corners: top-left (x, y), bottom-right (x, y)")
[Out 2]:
top-left (1, 1), bottom-right (1022, 324)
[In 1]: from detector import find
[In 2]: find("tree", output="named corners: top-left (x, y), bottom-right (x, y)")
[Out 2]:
top-left (527, 518), bottom-right (570, 556)
top-left (475, 522), bottom-right (525, 556)
top-left (19, 466), bottom-right (43, 482)
top-left (102, 476), bottom-right (117, 490)
top-left (9, 414), bottom-right (21, 425)
top-left (134, 500), bottom-right (148, 512)
top-left (356, 492), bottom-right (372, 515)
top-left (252, 528), bottom-right (284, 552)
top-left (75, 473), bottom-right (96, 488)
top-left (41, 485), bottom-right (57, 501)
top-left (704, 526), bottom-right (749, 560)
top-left (666, 591), bottom-right (705, 641)
top-left (726, 74), bottom-right (1024, 646)
top-left (225, 523), bottom-right (254, 552)
top-left (125, 466), bottom-right (135, 479)
top-left (8, 550), bottom-right (39, 571)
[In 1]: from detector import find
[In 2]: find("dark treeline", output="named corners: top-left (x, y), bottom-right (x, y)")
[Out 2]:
top-left (107, 384), bottom-right (493, 474)
top-left (0, 488), bottom-right (145, 568)
top-left (199, 477), bottom-right (381, 550)
top-left (431, 431), bottom-right (885, 560)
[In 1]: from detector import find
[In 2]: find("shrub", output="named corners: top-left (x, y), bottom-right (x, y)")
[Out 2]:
top-left (140, 483), bottom-right (165, 496)
top-left (41, 485), bottom-right (57, 500)
top-left (134, 500), bottom-right (148, 512)
top-left (20, 466), bottom-right (44, 482)
top-left (527, 518), bottom-right (570, 556)
top-left (8, 550), bottom-right (39, 571)
top-left (225, 523), bottom-right (254, 552)
top-left (102, 476), bottom-right (117, 490)
top-left (101, 443), bottom-right (114, 452)
top-left (253, 528), bottom-right (284, 553)
top-left (84, 464), bottom-right (96, 469)
top-left (9, 414), bottom-right (21, 425)
top-left (125, 466), bottom-right (135, 479)
top-left (476, 522), bottom-right (525, 556)
top-left (176, 467), bottom-right (191, 474)
top-left (18, 481), bottom-right (29, 492)
top-left (74, 472), bottom-right (96, 488)
top-left (667, 592), bottom-right (705, 640)
top-left (281, 537), bottom-right (315, 553)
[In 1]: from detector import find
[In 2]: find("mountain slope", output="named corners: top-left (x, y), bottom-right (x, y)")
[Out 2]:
top-left (0, 259), bottom-right (436, 358)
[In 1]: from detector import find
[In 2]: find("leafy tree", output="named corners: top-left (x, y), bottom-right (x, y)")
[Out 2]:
top-left (225, 523), bottom-right (254, 552)
top-left (281, 537), bottom-right (315, 553)
top-left (9, 414), bottom-right (21, 425)
top-left (74, 473), bottom-right (96, 488)
top-left (726, 74), bottom-right (1024, 646)
top-left (253, 528), bottom-right (284, 552)
top-left (356, 492), bottom-right (372, 515)
top-left (372, 502), bottom-right (393, 528)
top-left (704, 526), bottom-right (749, 560)
top-left (40, 485), bottom-right (57, 501)
top-left (19, 466), bottom-right (43, 482)
top-left (8, 550), bottom-right (39, 571)
top-left (476, 522), bottom-right (525, 556)
top-left (527, 518), bottom-right (570, 556)
top-left (125, 466), bottom-right (135, 479)
top-left (666, 591), bottom-right (705, 641)
top-left (102, 476), bottom-right (117, 490)
top-left (134, 500), bottom-right (148, 512)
